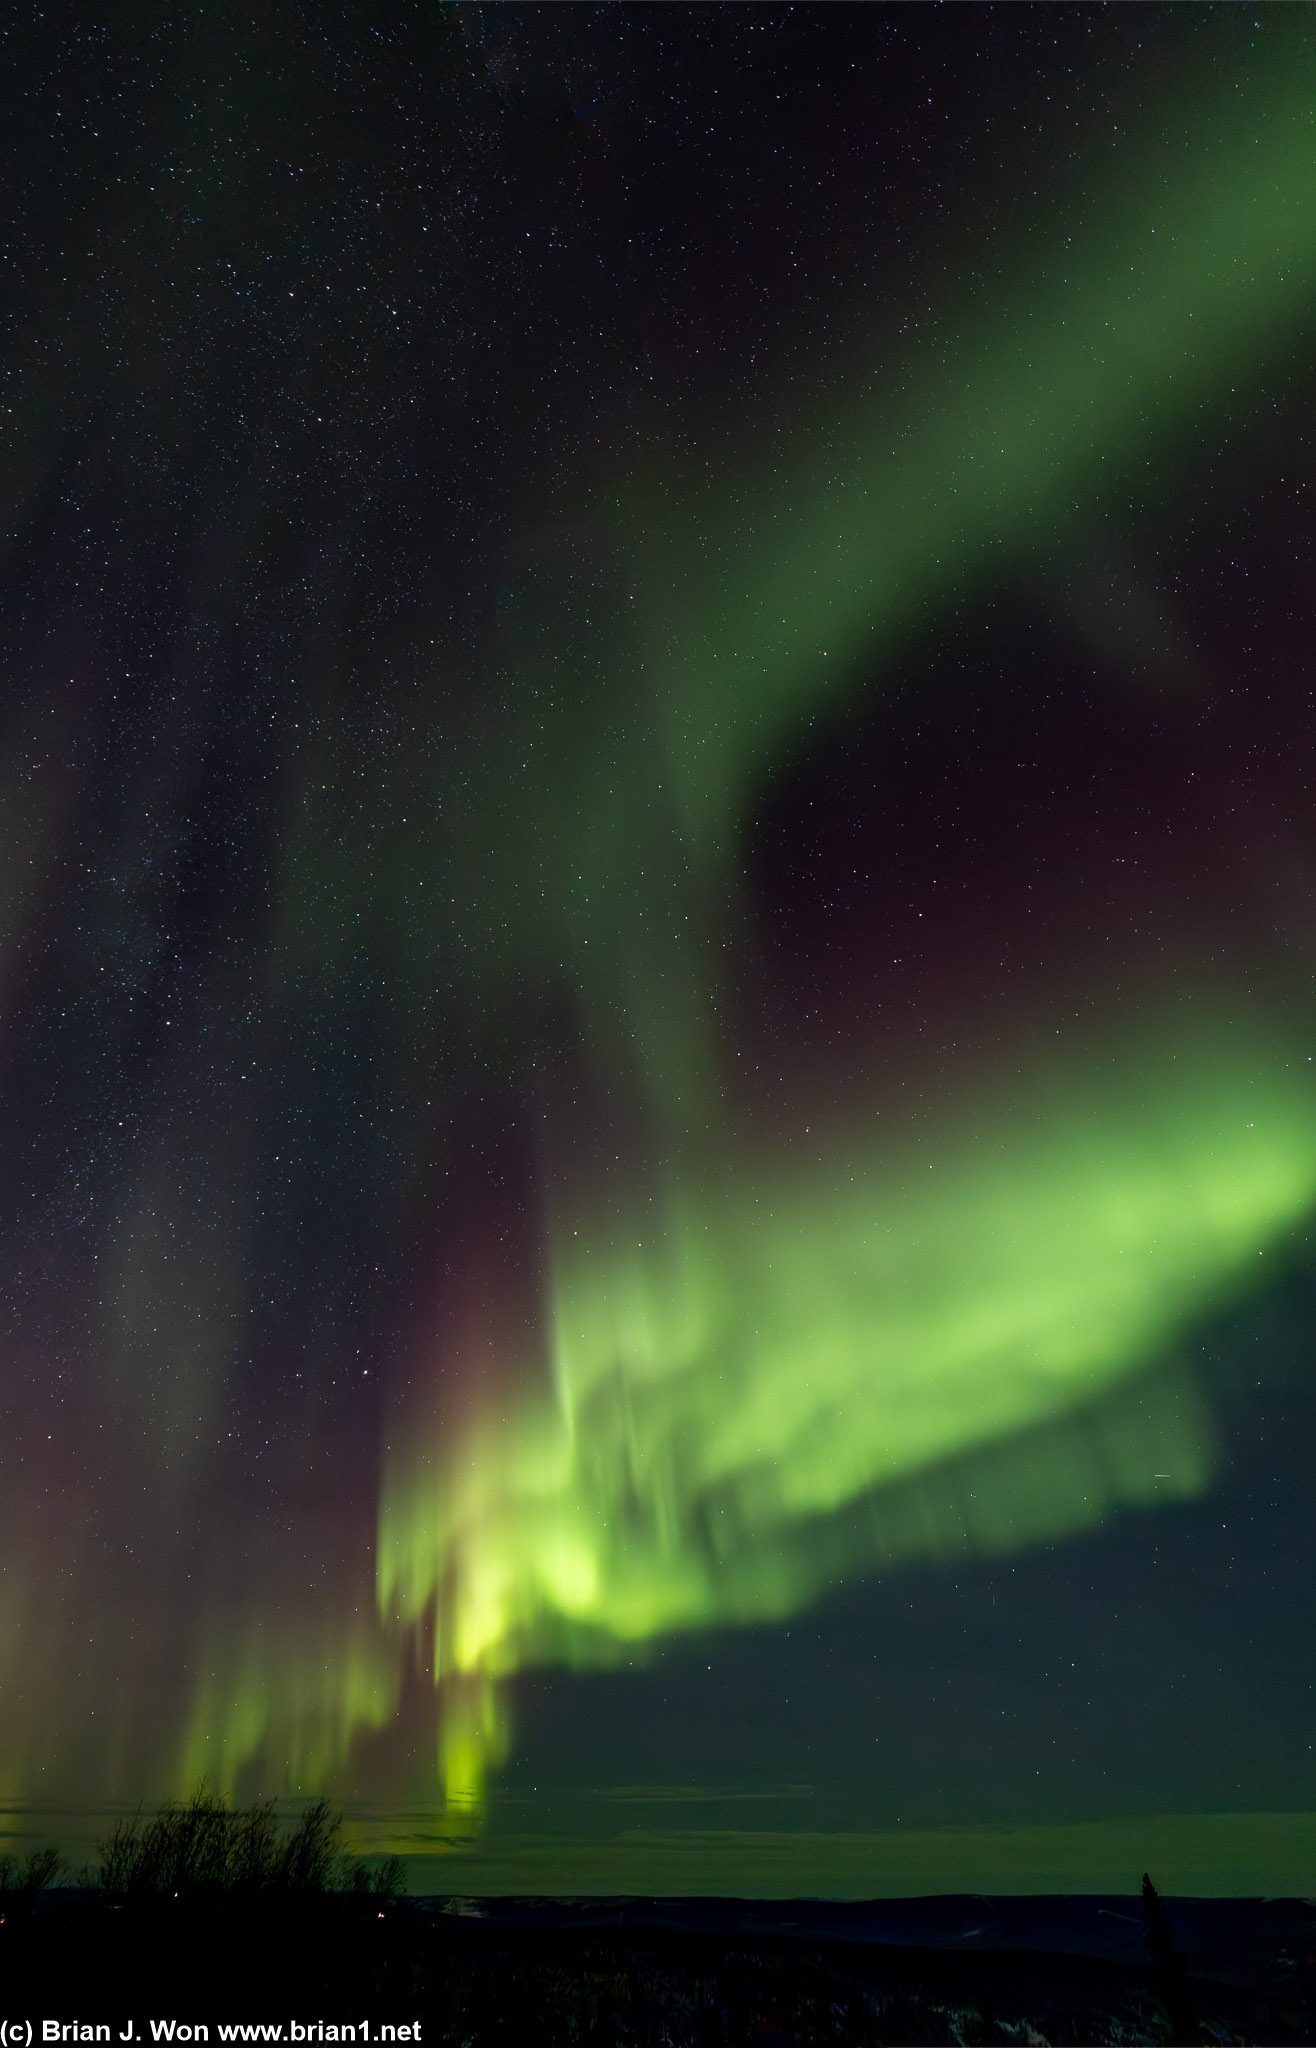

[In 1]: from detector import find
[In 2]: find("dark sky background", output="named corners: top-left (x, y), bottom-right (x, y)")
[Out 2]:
top-left (3, 3), bottom-right (1316, 1895)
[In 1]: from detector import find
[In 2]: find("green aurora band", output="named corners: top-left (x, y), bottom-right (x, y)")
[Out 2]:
top-left (181, 29), bottom-right (1316, 1820)
top-left (379, 1034), bottom-right (1316, 1816)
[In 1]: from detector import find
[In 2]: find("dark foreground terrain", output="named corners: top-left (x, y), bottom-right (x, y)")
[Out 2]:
top-left (3, 1891), bottom-right (1315, 2044)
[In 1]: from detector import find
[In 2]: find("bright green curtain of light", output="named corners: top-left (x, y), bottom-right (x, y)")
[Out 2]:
top-left (193, 23), bottom-right (1316, 1817)
top-left (377, 1028), bottom-right (1316, 1811)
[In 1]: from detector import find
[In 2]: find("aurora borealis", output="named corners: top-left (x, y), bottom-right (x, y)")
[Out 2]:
top-left (5, 3), bottom-right (1316, 1894)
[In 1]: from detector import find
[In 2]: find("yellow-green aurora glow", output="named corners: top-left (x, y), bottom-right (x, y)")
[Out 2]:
top-left (51, 20), bottom-right (1316, 1834)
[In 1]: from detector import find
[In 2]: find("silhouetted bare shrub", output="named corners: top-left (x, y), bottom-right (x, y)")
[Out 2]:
top-left (96, 1783), bottom-right (403, 1902)
top-left (0, 1845), bottom-right (64, 1901)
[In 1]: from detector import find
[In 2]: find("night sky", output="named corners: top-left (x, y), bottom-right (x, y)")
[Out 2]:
top-left (4, 3), bottom-right (1316, 1896)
